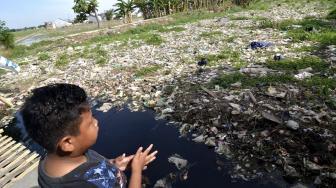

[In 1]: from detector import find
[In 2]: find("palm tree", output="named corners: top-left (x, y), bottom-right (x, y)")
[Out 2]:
top-left (134, 0), bottom-right (154, 19)
top-left (114, 0), bottom-right (136, 23)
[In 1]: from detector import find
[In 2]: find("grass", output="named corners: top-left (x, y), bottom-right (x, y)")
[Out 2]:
top-left (294, 45), bottom-right (319, 52)
top-left (212, 70), bottom-right (336, 98)
top-left (0, 69), bottom-right (6, 76)
top-left (304, 76), bottom-right (336, 96)
top-left (71, 45), bottom-right (109, 65)
top-left (4, 38), bottom-right (70, 60)
top-left (259, 18), bottom-right (336, 46)
top-left (85, 45), bottom-right (109, 65)
top-left (38, 52), bottom-right (50, 61)
top-left (266, 56), bottom-right (329, 72)
top-left (246, 0), bottom-right (270, 10)
top-left (82, 25), bottom-right (165, 46)
top-left (229, 16), bottom-right (250, 20)
top-left (55, 54), bottom-right (69, 67)
top-left (96, 57), bottom-right (108, 65)
top-left (288, 30), bottom-right (336, 45)
top-left (226, 36), bottom-right (235, 43)
top-left (144, 34), bottom-right (164, 45)
top-left (200, 31), bottom-right (222, 38)
top-left (327, 8), bottom-right (336, 19)
top-left (92, 45), bottom-right (108, 58)
top-left (198, 49), bottom-right (242, 67)
top-left (212, 72), bottom-right (295, 88)
top-left (259, 19), bottom-right (296, 30)
top-left (135, 65), bottom-right (162, 77)
top-left (12, 19), bottom-right (125, 40)
top-left (158, 26), bottom-right (185, 32)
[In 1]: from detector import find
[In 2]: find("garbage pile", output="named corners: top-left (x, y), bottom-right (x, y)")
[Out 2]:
top-left (158, 67), bottom-right (336, 186)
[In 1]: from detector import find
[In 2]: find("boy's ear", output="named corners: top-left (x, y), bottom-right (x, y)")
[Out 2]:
top-left (58, 136), bottom-right (75, 153)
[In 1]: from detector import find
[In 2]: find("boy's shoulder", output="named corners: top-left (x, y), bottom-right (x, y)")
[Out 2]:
top-left (38, 150), bottom-right (126, 188)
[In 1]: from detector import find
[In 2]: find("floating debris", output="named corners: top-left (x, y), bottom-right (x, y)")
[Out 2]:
top-left (168, 154), bottom-right (188, 170)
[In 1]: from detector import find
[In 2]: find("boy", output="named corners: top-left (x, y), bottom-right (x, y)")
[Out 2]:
top-left (21, 83), bottom-right (157, 188)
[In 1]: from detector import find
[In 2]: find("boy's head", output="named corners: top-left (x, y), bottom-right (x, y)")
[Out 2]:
top-left (21, 83), bottom-right (99, 155)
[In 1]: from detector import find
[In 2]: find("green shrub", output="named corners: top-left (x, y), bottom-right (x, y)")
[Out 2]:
top-left (200, 31), bottom-right (222, 38)
top-left (55, 54), bottom-right (69, 67)
top-left (135, 65), bottom-right (162, 77)
top-left (144, 34), bottom-right (164, 45)
top-left (232, 0), bottom-right (253, 7)
top-left (327, 8), bottom-right (336, 19)
top-left (0, 69), bottom-right (6, 76)
top-left (212, 72), bottom-right (295, 88)
top-left (105, 10), bottom-right (113, 21)
top-left (0, 31), bottom-right (15, 49)
top-left (38, 53), bottom-right (50, 61)
top-left (0, 20), bottom-right (14, 49)
top-left (267, 56), bottom-right (329, 72)
top-left (96, 57), bottom-right (108, 65)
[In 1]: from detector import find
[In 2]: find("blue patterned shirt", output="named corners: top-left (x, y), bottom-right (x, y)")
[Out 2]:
top-left (38, 150), bottom-right (126, 188)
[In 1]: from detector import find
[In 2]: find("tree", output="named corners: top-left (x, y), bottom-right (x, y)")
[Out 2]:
top-left (105, 9), bottom-right (114, 21)
top-left (73, 0), bottom-right (101, 28)
top-left (0, 21), bottom-right (14, 49)
top-left (114, 0), bottom-right (136, 23)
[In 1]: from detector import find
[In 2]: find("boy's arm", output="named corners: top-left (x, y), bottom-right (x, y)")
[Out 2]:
top-left (128, 145), bottom-right (157, 188)
top-left (128, 170), bottom-right (142, 188)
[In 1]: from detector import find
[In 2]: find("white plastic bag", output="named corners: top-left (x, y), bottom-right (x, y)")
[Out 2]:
top-left (0, 56), bottom-right (20, 73)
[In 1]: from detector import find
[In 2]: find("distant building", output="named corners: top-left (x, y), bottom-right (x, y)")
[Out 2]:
top-left (45, 19), bottom-right (72, 29)
top-left (98, 13), bottom-right (106, 21)
top-left (87, 15), bottom-right (102, 23)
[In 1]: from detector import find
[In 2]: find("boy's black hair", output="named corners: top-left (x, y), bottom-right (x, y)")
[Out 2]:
top-left (21, 83), bottom-right (89, 153)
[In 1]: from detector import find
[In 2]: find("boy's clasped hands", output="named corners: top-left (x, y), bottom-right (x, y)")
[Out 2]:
top-left (110, 144), bottom-right (158, 172)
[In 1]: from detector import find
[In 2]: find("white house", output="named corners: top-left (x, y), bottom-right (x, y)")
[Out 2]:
top-left (87, 15), bottom-right (102, 23)
top-left (47, 19), bottom-right (72, 29)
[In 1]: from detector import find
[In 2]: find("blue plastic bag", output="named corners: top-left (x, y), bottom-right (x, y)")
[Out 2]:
top-left (0, 56), bottom-right (20, 73)
top-left (250, 41), bottom-right (272, 50)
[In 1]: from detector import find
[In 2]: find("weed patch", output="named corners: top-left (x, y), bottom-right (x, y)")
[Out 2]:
top-left (38, 53), bottom-right (50, 61)
top-left (211, 72), bottom-right (295, 88)
top-left (199, 49), bottom-right (241, 66)
top-left (144, 34), bottom-right (164, 45)
top-left (259, 18), bottom-right (336, 46)
top-left (0, 69), bottom-right (6, 76)
top-left (266, 56), bottom-right (329, 72)
top-left (200, 31), bottom-right (222, 38)
top-left (135, 65), bottom-right (162, 77)
top-left (303, 76), bottom-right (336, 97)
top-left (55, 54), bottom-right (69, 67)
top-left (158, 27), bottom-right (185, 32)
top-left (327, 8), bottom-right (336, 19)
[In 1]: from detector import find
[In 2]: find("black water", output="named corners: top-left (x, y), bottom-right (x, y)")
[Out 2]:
top-left (91, 107), bottom-right (285, 188)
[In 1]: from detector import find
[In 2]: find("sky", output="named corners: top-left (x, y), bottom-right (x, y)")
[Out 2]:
top-left (1, 0), bottom-right (117, 29)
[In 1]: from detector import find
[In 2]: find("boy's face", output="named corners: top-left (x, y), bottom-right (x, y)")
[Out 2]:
top-left (72, 109), bottom-right (99, 153)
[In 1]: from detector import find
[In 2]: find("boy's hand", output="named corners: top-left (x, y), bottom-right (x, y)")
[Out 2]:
top-left (110, 154), bottom-right (134, 171)
top-left (131, 144), bottom-right (158, 173)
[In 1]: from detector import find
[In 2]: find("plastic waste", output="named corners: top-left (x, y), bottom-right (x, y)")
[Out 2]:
top-left (294, 72), bottom-right (313, 80)
top-left (197, 58), bottom-right (208, 66)
top-left (168, 154), bottom-right (188, 170)
top-left (0, 56), bottom-right (20, 73)
top-left (250, 41), bottom-right (272, 50)
top-left (274, 53), bottom-right (284, 61)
